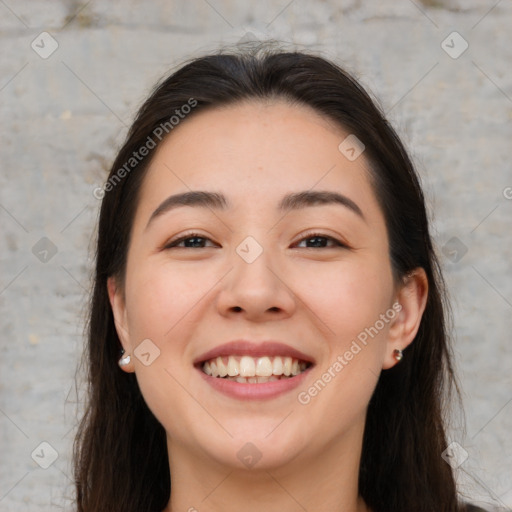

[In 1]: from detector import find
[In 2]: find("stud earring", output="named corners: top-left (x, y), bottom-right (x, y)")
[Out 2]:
top-left (118, 353), bottom-right (131, 367)
top-left (393, 348), bottom-right (403, 362)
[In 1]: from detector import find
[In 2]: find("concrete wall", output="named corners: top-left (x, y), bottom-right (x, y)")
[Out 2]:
top-left (1, 1), bottom-right (511, 510)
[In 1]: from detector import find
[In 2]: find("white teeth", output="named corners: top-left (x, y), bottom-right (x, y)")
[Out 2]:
top-left (202, 355), bottom-right (310, 380)
top-left (227, 356), bottom-right (239, 377)
top-left (272, 357), bottom-right (283, 375)
top-left (216, 356), bottom-right (228, 377)
top-left (225, 375), bottom-right (285, 383)
top-left (256, 356), bottom-right (273, 377)
top-left (240, 356), bottom-right (256, 377)
top-left (283, 357), bottom-right (292, 376)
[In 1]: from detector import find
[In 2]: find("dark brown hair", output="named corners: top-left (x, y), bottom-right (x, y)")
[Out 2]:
top-left (74, 43), bottom-right (467, 512)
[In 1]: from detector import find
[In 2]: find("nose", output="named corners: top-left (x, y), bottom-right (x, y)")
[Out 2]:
top-left (215, 242), bottom-right (297, 322)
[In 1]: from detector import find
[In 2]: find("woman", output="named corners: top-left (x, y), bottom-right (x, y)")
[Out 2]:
top-left (74, 43), bottom-right (488, 512)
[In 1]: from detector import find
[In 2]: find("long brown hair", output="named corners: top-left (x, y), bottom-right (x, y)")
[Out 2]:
top-left (74, 42), bottom-right (466, 512)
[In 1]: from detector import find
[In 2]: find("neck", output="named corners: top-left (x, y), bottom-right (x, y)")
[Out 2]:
top-left (162, 424), bottom-right (371, 512)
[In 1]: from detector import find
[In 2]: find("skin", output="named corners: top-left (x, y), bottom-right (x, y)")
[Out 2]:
top-left (108, 100), bottom-right (428, 512)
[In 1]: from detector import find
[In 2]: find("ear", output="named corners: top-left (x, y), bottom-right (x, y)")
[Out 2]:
top-left (382, 268), bottom-right (429, 370)
top-left (107, 276), bottom-right (134, 373)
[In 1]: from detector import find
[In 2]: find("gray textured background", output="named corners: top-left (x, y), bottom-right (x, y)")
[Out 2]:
top-left (1, 1), bottom-right (511, 510)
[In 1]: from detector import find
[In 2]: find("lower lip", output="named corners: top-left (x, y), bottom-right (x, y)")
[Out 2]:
top-left (197, 366), bottom-right (313, 400)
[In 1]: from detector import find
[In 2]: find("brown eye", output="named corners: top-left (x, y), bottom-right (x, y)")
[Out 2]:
top-left (164, 233), bottom-right (217, 249)
top-left (294, 233), bottom-right (347, 249)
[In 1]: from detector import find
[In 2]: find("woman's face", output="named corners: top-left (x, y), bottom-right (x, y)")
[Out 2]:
top-left (109, 101), bottom-right (421, 472)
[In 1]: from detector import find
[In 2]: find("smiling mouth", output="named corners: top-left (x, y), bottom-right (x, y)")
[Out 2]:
top-left (200, 355), bottom-right (312, 383)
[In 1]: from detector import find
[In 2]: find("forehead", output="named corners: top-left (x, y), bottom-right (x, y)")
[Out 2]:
top-left (133, 100), bottom-right (382, 227)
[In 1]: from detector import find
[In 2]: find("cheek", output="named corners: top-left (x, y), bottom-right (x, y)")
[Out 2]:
top-left (296, 259), bottom-right (394, 423)
top-left (292, 257), bottom-right (394, 345)
top-left (121, 265), bottom-right (204, 436)
top-left (124, 262), bottom-right (209, 340)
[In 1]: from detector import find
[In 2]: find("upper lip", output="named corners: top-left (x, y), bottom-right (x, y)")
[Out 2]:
top-left (194, 340), bottom-right (316, 366)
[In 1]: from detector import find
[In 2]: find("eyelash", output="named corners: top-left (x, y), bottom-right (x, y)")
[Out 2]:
top-left (164, 231), bottom-right (348, 250)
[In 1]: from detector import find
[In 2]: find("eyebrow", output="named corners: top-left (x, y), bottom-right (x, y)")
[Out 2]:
top-left (145, 189), bottom-right (365, 230)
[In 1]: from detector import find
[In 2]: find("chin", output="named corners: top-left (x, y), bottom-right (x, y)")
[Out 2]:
top-left (200, 420), bottom-right (311, 470)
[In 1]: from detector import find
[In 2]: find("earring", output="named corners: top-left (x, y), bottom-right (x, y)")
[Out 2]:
top-left (118, 353), bottom-right (131, 367)
top-left (393, 348), bottom-right (403, 362)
